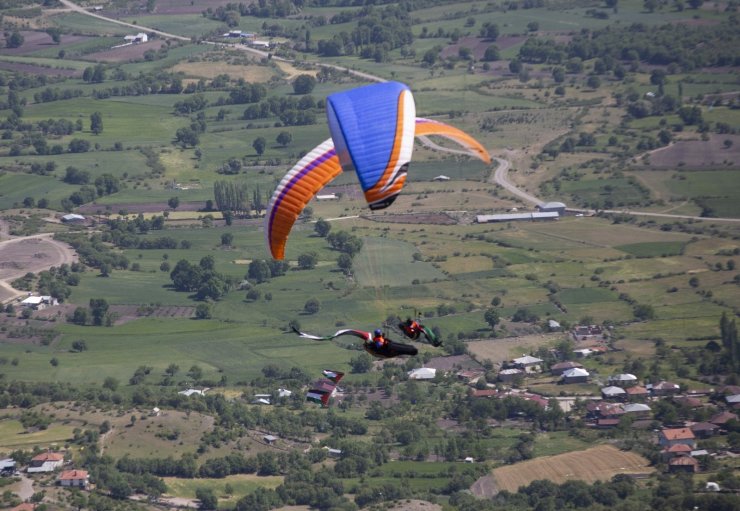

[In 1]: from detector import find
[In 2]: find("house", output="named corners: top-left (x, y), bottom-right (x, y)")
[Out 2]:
top-left (408, 367), bottom-right (436, 380)
top-left (536, 201), bottom-right (567, 214)
top-left (521, 392), bottom-right (549, 409)
top-left (601, 386), bottom-right (627, 400)
top-left (178, 388), bottom-right (207, 397)
top-left (709, 410), bottom-right (737, 426)
top-left (658, 428), bottom-right (696, 448)
top-left (598, 403), bottom-right (626, 419)
top-left (432, 175), bottom-right (450, 181)
top-left (649, 381), bottom-right (681, 396)
top-left (550, 361), bottom-right (583, 376)
top-left (457, 369), bottom-right (484, 383)
top-left (316, 194), bottom-right (338, 200)
top-left (561, 367), bottom-right (589, 384)
top-left (625, 385), bottom-right (649, 400)
top-left (571, 325), bottom-right (606, 342)
top-left (498, 368), bottom-right (524, 383)
top-left (470, 389), bottom-right (498, 398)
top-left (725, 394), bottom-right (740, 407)
top-left (668, 455), bottom-right (698, 473)
top-left (673, 396), bottom-right (702, 408)
top-left (150, 407), bottom-right (160, 416)
top-left (61, 213), bottom-right (86, 223)
top-left (27, 452), bottom-right (64, 473)
top-left (609, 373), bottom-right (638, 387)
top-left (512, 355), bottom-right (543, 373)
top-left (58, 469), bottom-right (89, 488)
top-left (250, 40), bottom-right (271, 48)
top-left (547, 319), bottom-right (561, 331)
top-left (323, 447), bottom-right (341, 457)
top-left (123, 33), bottom-right (148, 43)
top-left (573, 348), bottom-right (593, 358)
top-left (263, 435), bottom-right (277, 445)
top-left (252, 394), bottom-right (271, 405)
top-left (277, 388), bottom-right (292, 398)
top-left (595, 418), bottom-right (620, 429)
top-left (0, 458), bottom-right (15, 475)
top-left (20, 295), bottom-right (58, 310)
top-left (690, 422), bottom-right (719, 439)
top-left (622, 403), bottom-right (651, 417)
top-left (661, 444), bottom-right (692, 460)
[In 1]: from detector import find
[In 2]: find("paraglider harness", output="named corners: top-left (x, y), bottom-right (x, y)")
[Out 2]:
top-left (398, 315), bottom-right (441, 347)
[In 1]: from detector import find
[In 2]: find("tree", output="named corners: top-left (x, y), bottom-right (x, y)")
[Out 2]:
top-left (221, 233), bottom-right (234, 246)
top-left (90, 112), bottom-right (103, 135)
top-left (586, 75), bottom-right (601, 89)
top-left (314, 218), bottom-right (331, 237)
top-left (484, 308), bottom-right (500, 330)
top-left (293, 74), bottom-right (317, 94)
top-left (297, 252), bottom-right (318, 270)
top-left (68, 139), bottom-right (90, 153)
top-left (168, 197), bottom-right (180, 210)
top-left (89, 298), bottom-right (109, 326)
top-left (304, 297), bottom-right (321, 314)
top-left (6, 31), bottom-right (24, 49)
top-left (195, 303), bottom-right (212, 319)
top-left (252, 137), bottom-right (266, 156)
top-left (337, 253), bottom-right (353, 273)
top-left (479, 22), bottom-right (499, 40)
top-left (247, 259), bottom-right (271, 283)
top-left (196, 488), bottom-right (218, 510)
top-left (71, 307), bottom-right (88, 325)
top-left (509, 60), bottom-right (522, 73)
top-left (482, 45), bottom-right (500, 62)
top-left (276, 131), bottom-right (292, 147)
top-left (633, 304), bottom-right (655, 320)
top-left (71, 340), bottom-right (88, 352)
top-left (175, 127), bottom-right (199, 147)
top-left (350, 353), bottom-right (372, 373)
top-left (46, 27), bottom-right (62, 44)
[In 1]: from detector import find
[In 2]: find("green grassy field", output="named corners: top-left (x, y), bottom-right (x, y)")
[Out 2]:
top-left (0, 419), bottom-right (76, 451)
top-left (0, 172), bottom-right (78, 210)
top-left (163, 474), bottom-right (284, 501)
top-left (616, 241), bottom-right (686, 257)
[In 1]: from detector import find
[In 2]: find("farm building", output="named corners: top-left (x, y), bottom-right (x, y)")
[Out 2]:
top-left (250, 40), bottom-right (271, 48)
top-left (316, 194), bottom-right (338, 200)
top-left (690, 422), bottom-right (719, 439)
top-left (20, 295), bottom-right (57, 310)
top-left (476, 212), bottom-right (558, 223)
top-left (124, 33), bottom-right (148, 43)
top-left (58, 469), bottom-right (89, 489)
top-left (512, 355), bottom-right (543, 373)
top-left (668, 455), bottom-right (698, 473)
top-left (178, 388), bottom-right (207, 397)
top-left (609, 373), bottom-right (638, 386)
top-left (498, 368), bottom-right (524, 382)
top-left (622, 403), bottom-right (651, 416)
top-left (252, 394), bottom-right (271, 405)
top-left (601, 386), bottom-right (627, 400)
top-left (0, 458), bottom-right (15, 475)
top-left (571, 324), bottom-right (607, 342)
top-left (561, 368), bottom-right (589, 384)
top-left (432, 175), bottom-right (450, 181)
top-left (550, 361), bottom-right (583, 376)
top-left (263, 435), bottom-right (277, 445)
top-left (658, 428), bottom-right (696, 448)
top-left (223, 30), bottom-right (256, 38)
top-left (27, 452), bottom-right (64, 473)
top-left (625, 385), bottom-right (649, 400)
top-left (536, 201), bottom-right (567, 214)
top-left (709, 410), bottom-right (738, 426)
top-left (408, 367), bottom-right (436, 380)
top-left (649, 381), bottom-right (681, 396)
top-left (61, 214), bottom-right (85, 223)
top-left (547, 319), bottom-right (561, 331)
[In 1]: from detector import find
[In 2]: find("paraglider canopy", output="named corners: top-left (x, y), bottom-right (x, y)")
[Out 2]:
top-left (265, 81), bottom-right (491, 260)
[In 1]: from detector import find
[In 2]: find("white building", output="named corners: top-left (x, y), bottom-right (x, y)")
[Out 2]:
top-left (476, 212), bottom-right (559, 223)
top-left (124, 33), bottom-right (148, 43)
top-left (408, 367), bottom-right (436, 380)
top-left (178, 388), bottom-right (207, 397)
top-left (61, 214), bottom-right (85, 223)
top-left (20, 295), bottom-right (58, 310)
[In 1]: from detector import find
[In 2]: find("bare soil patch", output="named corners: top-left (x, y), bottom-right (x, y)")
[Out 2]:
top-left (0, 61), bottom-right (79, 77)
top-left (362, 212), bottom-right (456, 225)
top-left (112, 304), bottom-right (195, 325)
top-left (467, 333), bottom-right (562, 365)
top-left (0, 235), bottom-right (77, 281)
top-left (84, 40), bottom-right (166, 62)
top-left (425, 354), bottom-right (481, 371)
top-left (481, 444), bottom-right (653, 494)
top-left (643, 135), bottom-right (740, 168)
top-left (171, 60), bottom-right (277, 82)
top-left (77, 201), bottom-right (205, 214)
top-left (0, 31), bottom-right (90, 56)
top-left (440, 35), bottom-right (525, 61)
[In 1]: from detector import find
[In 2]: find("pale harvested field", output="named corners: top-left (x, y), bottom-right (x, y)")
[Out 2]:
top-left (489, 444), bottom-right (654, 493)
top-left (274, 60), bottom-right (319, 80)
top-left (171, 61), bottom-right (277, 82)
top-left (467, 333), bottom-right (563, 364)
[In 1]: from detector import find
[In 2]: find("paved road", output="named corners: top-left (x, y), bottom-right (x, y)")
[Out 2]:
top-left (491, 156), bottom-right (543, 207)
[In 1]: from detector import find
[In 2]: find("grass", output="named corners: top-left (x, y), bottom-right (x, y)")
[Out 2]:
top-left (615, 241), bottom-right (686, 257)
top-left (0, 419), bottom-right (76, 451)
top-left (352, 237), bottom-right (447, 288)
top-left (0, 172), bottom-right (78, 210)
top-left (163, 474), bottom-right (284, 501)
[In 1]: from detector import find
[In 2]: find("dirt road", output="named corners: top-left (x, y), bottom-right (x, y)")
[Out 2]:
top-left (0, 233), bottom-right (78, 303)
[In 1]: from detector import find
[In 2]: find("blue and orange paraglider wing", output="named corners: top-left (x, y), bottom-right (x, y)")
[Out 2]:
top-left (415, 118), bottom-right (492, 164)
top-left (327, 81), bottom-right (416, 210)
top-left (265, 138), bottom-right (341, 260)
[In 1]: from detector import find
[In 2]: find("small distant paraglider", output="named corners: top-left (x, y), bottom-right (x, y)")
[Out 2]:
top-left (265, 81), bottom-right (491, 260)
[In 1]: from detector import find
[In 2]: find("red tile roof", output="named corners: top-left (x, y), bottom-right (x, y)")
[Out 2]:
top-left (625, 385), bottom-right (648, 395)
top-left (709, 411), bottom-right (737, 425)
top-left (663, 444), bottom-right (692, 453)
top-left (661, 428), bottom-right (695, 440)
top-left (31, 452), bottom-right (63, 462)
top-left (669, 455), bottom-right (698, 466)
top-left (470, 389), bottom-right (498, 398)
top-left (59, 469), bottom-right (88, 480)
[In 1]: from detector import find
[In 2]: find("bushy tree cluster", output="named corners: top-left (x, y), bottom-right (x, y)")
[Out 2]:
top-left (169, 256), bottom-right (235, 300)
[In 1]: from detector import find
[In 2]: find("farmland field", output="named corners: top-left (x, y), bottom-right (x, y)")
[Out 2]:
top-left (490, 445), bottom-right (654, 492)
